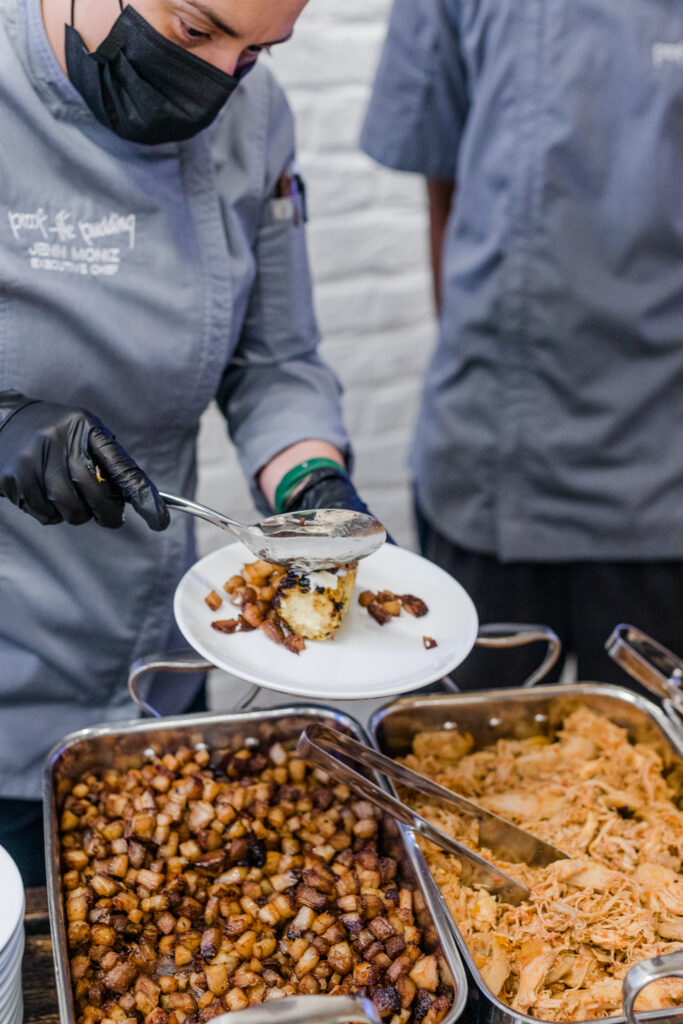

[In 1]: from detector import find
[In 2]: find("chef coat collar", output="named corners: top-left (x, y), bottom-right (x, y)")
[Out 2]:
top-left (11, 0), bottom-right (184, 155)
top-left (22, 0), bottom-right (91, 116)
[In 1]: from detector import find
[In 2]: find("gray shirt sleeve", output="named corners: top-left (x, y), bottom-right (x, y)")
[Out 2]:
top-left (361, 0), bottom-right (469, 181)
top-left (216, 78), bottom-right (349, 512)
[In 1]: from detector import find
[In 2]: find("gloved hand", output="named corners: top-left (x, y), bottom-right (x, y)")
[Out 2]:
top-left (0, 390), bottom-right (169, 530)
top-left (282, 464), bottom-right (395, 543)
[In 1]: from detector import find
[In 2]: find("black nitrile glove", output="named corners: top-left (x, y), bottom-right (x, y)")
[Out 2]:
top-left (0, 390), bottom-right (169, 530)
top-left (282, 465), bottom-right (395, 543)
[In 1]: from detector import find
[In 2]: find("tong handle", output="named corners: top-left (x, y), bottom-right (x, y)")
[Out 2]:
top-left (606, 624), bottom-right (683, 708)
top-left (297, 724), bottom-right (529, 905)
top-left (210, 995), bottom-right (380, 1024)
top-left (623, 949), bottom-right (683, 1024)
top-left (304, 722), bottom-right (480, 817)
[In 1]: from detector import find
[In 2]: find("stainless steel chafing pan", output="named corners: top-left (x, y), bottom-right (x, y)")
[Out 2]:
top-left (44, 705), bottom-right (468, 1024)
top-left (370, 684), bottom-right (683, 1024)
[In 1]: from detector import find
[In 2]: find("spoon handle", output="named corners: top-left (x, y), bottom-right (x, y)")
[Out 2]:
top-left (159, 492), bottom-right (244, 541)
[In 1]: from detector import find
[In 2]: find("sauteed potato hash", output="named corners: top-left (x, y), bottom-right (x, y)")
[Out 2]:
top-left (58, 738), bottom-right (453, 1024)
top-left (205, 559), bottom-right (431, 653)
top-left (403, 707), bottom-right (683, 1021)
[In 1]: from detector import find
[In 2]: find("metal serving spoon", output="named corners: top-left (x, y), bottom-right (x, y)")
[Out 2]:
top-left (160, 492), bottom-right (386, 571)
top-left (210, 995), bottom-right (380, 1024)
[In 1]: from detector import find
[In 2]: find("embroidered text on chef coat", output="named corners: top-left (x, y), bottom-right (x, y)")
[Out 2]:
top-left (6, 205), bottom-right (136, 275)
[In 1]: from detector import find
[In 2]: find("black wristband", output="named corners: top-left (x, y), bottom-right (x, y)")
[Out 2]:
top-left (282, 466), bottom-right (372, 519)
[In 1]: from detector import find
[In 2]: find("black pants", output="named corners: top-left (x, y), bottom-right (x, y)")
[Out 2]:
top-left (416, 505), bottom-right (683, 692)
top-left (0, 680), bottom-right (209, 888)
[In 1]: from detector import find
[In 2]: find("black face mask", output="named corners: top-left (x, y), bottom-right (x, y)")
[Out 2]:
top-left (65, 0), bottom-right (241, 145)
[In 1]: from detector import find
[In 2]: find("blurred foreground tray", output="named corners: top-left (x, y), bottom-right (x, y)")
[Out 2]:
top-left (24, 887), bottom-right (59, 1023)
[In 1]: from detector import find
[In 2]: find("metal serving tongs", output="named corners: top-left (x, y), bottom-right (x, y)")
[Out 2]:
top-left (160, 493), bottom-right (386, 571)
top-left (297, 724), bottom-right (568, 907)
top-left (210, 995), bottom-right (381, 1024)
top-left (606, 624), bottom-right (683, 712)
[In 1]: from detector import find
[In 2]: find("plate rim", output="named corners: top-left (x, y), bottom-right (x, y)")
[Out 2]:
top-left (0, 848), bottom-right (23, 955)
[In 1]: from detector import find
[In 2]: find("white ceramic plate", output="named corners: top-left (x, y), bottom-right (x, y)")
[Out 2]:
top-left (0, 980), bottom-right (22, 1019)
top-left (0, 933), bottom-right (23, 1016)
top-left (0, 954), bottom-right (23, 1001)
top-left (174, 543), bottom-right (478, 700)
top-left (0, 933), bottom-right (23, 995)
top-left (1, 986), bottom-right (22, 1024)
top-left (0, 848), bottom-right (23, 955)
top-left (0, 929), bottom-right (22, 977)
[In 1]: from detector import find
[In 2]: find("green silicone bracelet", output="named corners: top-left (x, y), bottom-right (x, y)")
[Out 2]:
top-left (274, 457), bottom-right (345, 513)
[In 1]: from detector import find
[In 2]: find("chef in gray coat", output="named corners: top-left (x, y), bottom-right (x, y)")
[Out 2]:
top-left (0, 0), bottom-right (370, 881)
top-left (362, 0), bottom-right (683, 688)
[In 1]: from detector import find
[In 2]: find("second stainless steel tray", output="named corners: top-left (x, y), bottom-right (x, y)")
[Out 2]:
top-left (370, 684), bottom-right (683, 1024)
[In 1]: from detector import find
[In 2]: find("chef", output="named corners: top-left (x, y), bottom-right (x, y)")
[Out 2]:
top-left (0, 0), bottom-right (370, 882)
top-left (362, 0), bottom-right (683, 687)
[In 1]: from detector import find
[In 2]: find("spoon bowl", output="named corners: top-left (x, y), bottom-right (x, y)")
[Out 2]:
top-left (160, 493), bottom-right (386, 571)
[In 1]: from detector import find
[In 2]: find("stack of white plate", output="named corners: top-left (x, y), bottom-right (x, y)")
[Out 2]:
top-left (0, 846), bottom-right (25, 1024)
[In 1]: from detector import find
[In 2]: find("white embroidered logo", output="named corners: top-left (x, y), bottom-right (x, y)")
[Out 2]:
top-left (6, 207), bottom-right (136, 276)
top-left (653, 42), bottom-right (683, 68)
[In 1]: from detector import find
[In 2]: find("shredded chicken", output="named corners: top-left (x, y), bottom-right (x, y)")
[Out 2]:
top-left (403, 707), bottom-right (683, 1020)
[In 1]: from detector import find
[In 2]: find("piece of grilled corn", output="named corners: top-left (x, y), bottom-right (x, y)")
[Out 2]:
top-left (274, 562), bottom-right (358, 640)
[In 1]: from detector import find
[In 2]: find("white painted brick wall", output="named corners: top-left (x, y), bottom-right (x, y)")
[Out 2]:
top-left (196, 0), bottom-right (437, 555)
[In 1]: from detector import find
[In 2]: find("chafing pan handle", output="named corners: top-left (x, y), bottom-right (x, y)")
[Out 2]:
top-left (209, 995), bottom-right (380, 1024)
top-left (606, 624), bottom-right (683, 710)
top-left (127, 648), bottom-right (259, 719)
top-left (443, 623), bottom-right (561, 690)
top-left (623, 949), bottom-right (683, 1024)
top-left (128, 649), bottom-right (215, 717)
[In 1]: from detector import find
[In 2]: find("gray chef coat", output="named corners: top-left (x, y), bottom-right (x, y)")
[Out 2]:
top-left (0, 0), bottom-right (348, 798)
top-left (362, 0), bottom-right (683, 563)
